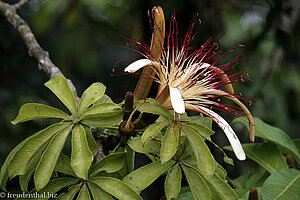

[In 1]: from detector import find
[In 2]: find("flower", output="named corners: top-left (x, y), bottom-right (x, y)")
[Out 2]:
top-left (124, 14), bottom-right (255, 160)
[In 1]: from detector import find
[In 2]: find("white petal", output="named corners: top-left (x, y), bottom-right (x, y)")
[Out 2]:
top-left (198, 106), bottom-right (246, 160)
top-left (169, 86), bottom-right (185, 114)
top-left (124, 59), bottom-right (160, 73)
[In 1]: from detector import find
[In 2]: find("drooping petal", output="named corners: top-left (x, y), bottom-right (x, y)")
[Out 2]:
top-left (169, 86), bottom-right (185, 114)
top-left (197, 105), bottom-right (246, 160)
top-left (206, 89), bottom-right (255, 142)
top-left (124, 59), bottom-right (160, 73)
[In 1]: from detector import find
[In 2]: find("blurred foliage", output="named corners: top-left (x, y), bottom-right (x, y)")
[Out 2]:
top-left (1, 0), bottom-right (300, 198)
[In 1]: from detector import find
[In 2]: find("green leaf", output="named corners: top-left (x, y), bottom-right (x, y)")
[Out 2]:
top-left (81, 103), bottom-right (123, 127)
top-left (141, 121), bottom-right (171, 144)
top-left (45, 75), bottom-right (77, 115)
top-left (33, 178), bottom-right (78, 200)
top-left (182, 125), bottom-right (215, 178)
top-left (81, 102), bottom-right (122, 116)
top-left (95, 94), bottom-right (113, 104)
top-left (215, 162), bottom-right (227, 180)
top-left (236, 187), bottom-right (263, 200)
top-left (177, 186), bottom-right (194, 199)
top-left (190, 115), bottom-right (213, 129)
top-left (77, 184), bottom-right (91, 200)
top-left (207, 174), bottom-right (238, 200)
top-left (19, 142), bottom-right (48, 192)
top-left (8, 123), bottom-right (69, 178)
top-left (181, 122), bottom-right (214, 140)
top-left (90, 152), bottom-right (125, 177)
top-left (11, 103), bottom-right (70, 125)
top-left (223, 156), bottom-right (234, 166)
top-left (136, 99), bottom-right (173, 120)
top-left (293, 139), bottom-right (300, 152)
top-left (160, 125), bottom-right (179, 163)
top-left (262, 168), bottom-right (300, 200)
top-left (78, 82), bottom-right (106, 114)
top-left (34, 125), bottom-right (73, 191)
top-left (118, 146), bottom-right (135, 177)
top-left (177, 137), bottom-right (193, 159)
top-left (55, 153), bottom-right (76, 177)
top-left (229, 168), bottom-right (267, 190)
top-left (181, 165), bottom-right (211, 200)
top-left (91, 177), bottom-right (142, 200)
top-left (57, 184), bottom-right (82, 200)
top-left (88, 182), bottom-right (114, 200)
top-left (233, 117), bottom-right (300, 164)
top-left (226, 142), bottom-right (287, 173)
top-left (123, 160), bottom-right (175, 193)
top-left (0, 138), bottom-right (28, 191)
top-left (70, 124), bottom-right (94, 179)
top-left (165, 163), bottom-right (182, 200)
top-left (86, 128), bottom-right (98, 157)
top-left (127, 136), bottom-right (160, 156)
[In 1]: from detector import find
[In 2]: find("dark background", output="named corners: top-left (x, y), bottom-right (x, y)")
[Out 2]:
top-left (1, 0), bottom-right (300, 198)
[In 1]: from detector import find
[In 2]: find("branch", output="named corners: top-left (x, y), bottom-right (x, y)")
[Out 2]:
top-left (12, 0), bottom-right (29, 10)
top-left (0, 0), bottom-right (79, 102)
top-left (0, 1), bottom-right (110, 160)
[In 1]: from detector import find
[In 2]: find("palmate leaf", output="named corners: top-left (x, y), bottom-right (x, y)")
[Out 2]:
top-left (207, 174), bottom-right (238, 200)
top-left (19, 142), bottom-right (48, 192)
top-left (181, 122), bottom-right (214, 140)
top-left (8, 122), bottom-right (69, 178)
top-left (80, 103), bottom-right (123, 127)
top-left (177, 186), bottom-right (194, 199)
top-left (225, 142), bottom-right (287, 173)
top-left (70, 124), bottom-right (94, 180)
top-left (85, 127), bottom-right (98, 157)
top-left (45, 75), bottom-right (77, 115)
top-left (181, 165), bottom-right (211, 200)
top-left (77, 184), bottom-right (91, 200)
top-left (182, 155), bottom-right (239, 200)
top-left (176, 137), bottom-right (193, 159)
top-left (128, 136), bottom-right (160, 156)
top-left (55, 153), bottom-right (76, 177)
top-left (25, 178), bottom-right (78, 200)
top-left (141, 121), bottom-right (171, 144)
top-left (34, 125), bottom-right (73, 191)
top-left (57, 183), bottom-right (82, 200)
top-left (90, 152), bottom-right (126, 177)
top-left (123, 160), bottom-right (175, 193)
top-left (233, 117), bottom-right (300, 164)
top-left (262, 168), bottom-right (300, 200)
top-left (78, 82), bottom-right (106, 114)
top-left (165, 163), bottom-right (182, 200)
top-left (135, 99), bottom-right (173, 120)
top-left (118, 146), bottom-right (135, 177)
top-left (182, 125), bottom-right (215, 178)
top-left (88, 182), bottom-right (114, 200)
top-left (229, 167), bottom-right (267, 190)
top-left (215, 162), bottom-right (228, 180)
top-left (91, 177), bottom-right (142, 200)
top-left (11, 103), bottom-right (70, 125)
top-left (190, 115), bottom-right (213, 129)
top-left (160, 125), bottom-right (179, 163)
top-left (0, 138), bottom-right (28, 191)
top-left (95, 94), bottom-right (113, 104)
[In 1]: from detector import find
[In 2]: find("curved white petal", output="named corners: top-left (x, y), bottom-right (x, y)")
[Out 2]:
top-left (198, 106), bottom-right (246, 160)
top-left (124, 59), bottom-right (160, 73)
top-left (169, 86), bottom-right (185, 114)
